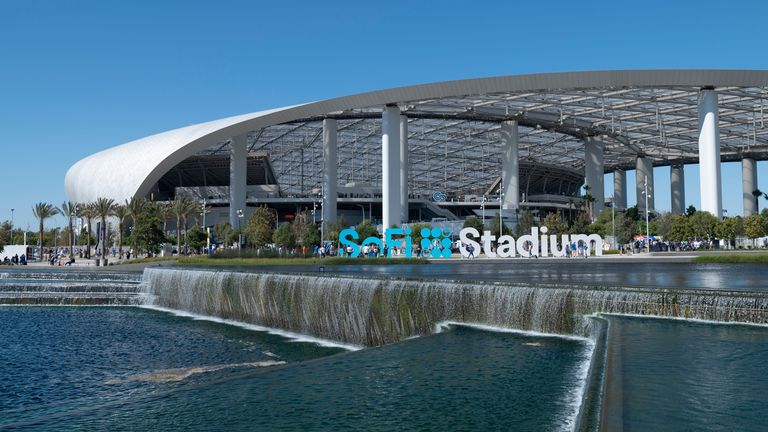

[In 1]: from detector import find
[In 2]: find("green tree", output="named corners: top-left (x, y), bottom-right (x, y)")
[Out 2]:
top-left (516, 209), bottom-right (535, 237)
top-left (300, 221), bottom-right (320, 248)
top-left (542, 212), bottom-right (568, 234)
top-left (245, 205), bottom-right (276, 247)
top-left (324, 215), bottom-right (349, 244)
top-left (60, 201), bottom-right (78, 257)
top-left (355, 219), bottom-right (379, 240)
top-left (716, 216), bottom-right (743, 248)
top-left (132, 204), bottom-right (164, 255)
top-left (667, 214), bottom-right (693, 242)
top-left (689, 211), bottom-right (719, 240)
top-left (93, 197), bottom-right (116, 260)
top-left (569, 212), bottom-right (591, 234)
top-left (744, 214), bottom-right (766, 246)
top-left (0, 221), bottom-right (7, 253)
top-left (489, 212), bottom-right (511, 239)
top-left (273, 222), bottom-right (296, 249)
top-left (653, 212), bottom-right (675, 239)
top-left (410, 223), bottom-right (432, 249)
top-left (32, 202), bottom-right (59, 258)
top-left (613, 212), bottom-right (636, 245)
top-left (186, 225), bottom-right (208, 252)
top-left (462, 216), bottom-right (484, 233)
top-left (213, 222), bottom-right (237, 246)
top-left (685, 205), bottom-right (697, 217)
top-left (624, 205), bottom-right (640, 222)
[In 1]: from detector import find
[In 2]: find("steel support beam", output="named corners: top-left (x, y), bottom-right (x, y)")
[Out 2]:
top-left (613, 169), bottom-right (627, 210)
top-left (399, 115), bottom-right (409, 223)
top-left (382, 105), bottom-right (402, 230)
top-left (698, 88), bottom-right (723, 218)
top-left (500, 120), bottom-right (519, 210)
top-left (229, 135), bottom-right (247, 227)
top-left (584, 136), bottom-right (605, 219)
top-left (322, 119), bottom-right (338, 227)
top-left (742, 157), bottom-right (758, 217)
top-left (670, 164), bottom-right (685, 214)
top-left (636, 157), bottom-right (655, 214)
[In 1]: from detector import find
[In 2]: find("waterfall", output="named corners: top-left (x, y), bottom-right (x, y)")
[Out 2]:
top-left (141, 268), bottom-right (768, 346)
top-left (0, 271), bottom-right (142, 306)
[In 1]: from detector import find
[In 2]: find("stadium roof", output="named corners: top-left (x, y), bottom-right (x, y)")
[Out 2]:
top-left (66, 70), bottom-right (768, 203)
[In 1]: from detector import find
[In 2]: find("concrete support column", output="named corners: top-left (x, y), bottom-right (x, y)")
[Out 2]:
top-left (322, 119), bottom-right (338, 226)
top-left (635, 157), bottom-right (654, 214)
top-left (584, 136), bottom-right (605, 219)
top-left (670, 164), bottom-right (685, 214)
top-left (500, 120), bottom-right (519, 210)
top-left (229, 135), bottom-right (247, 227)
top-left (613, 170), bottom-right (627, 210)
top-left (382, 105), bottom-right (401, 230)
top-left (742, 157), bottom-right (758, 216)
top-left (698, 88), bottom-right (723, 218)
top-left (399, 115), bottom-right (409, 223)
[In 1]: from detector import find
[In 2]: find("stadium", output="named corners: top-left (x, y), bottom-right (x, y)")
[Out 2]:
top-left (65, 70), bottom-right (768, 232)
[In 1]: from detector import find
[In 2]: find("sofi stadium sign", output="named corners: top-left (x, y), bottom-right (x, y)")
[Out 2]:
top-left (339, 226), bottom-right (604, 258)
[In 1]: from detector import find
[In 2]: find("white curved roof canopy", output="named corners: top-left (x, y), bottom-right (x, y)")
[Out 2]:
top-left (65, 70), bottom-right (768, 203)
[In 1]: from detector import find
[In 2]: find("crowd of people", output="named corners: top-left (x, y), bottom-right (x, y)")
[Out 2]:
top-left (1, 254), bottom-right (26, 265)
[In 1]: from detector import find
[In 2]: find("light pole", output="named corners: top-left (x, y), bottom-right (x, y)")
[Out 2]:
top-left (498, 185), bottom-right (504, 236)
top-left (10, 208), bottom-right (14, 246)
top-left (73, 207), bottom-right (78, 249)
top-left (643, 177), bottom-right (650, 254)
top-left (201, 198), bottom-right (207, 228)
top-left (611, 198), bottom-right (616, 249)
top-left (357, 204), bottom-right (366, 223)
top-left (236, 208), bottom-right (244, 257)
top-left (481, 196), bottom-right (486, 227)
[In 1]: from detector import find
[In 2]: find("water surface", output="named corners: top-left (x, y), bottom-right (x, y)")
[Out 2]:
top-left (602, 315), bottom-right (768, 432)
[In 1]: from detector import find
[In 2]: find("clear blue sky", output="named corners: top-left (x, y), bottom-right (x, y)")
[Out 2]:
top-left (2, 0), bottom-right (768, 229)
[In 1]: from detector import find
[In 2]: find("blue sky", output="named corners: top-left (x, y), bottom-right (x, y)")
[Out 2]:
top-left (2, 0), bottom-right (768, 228)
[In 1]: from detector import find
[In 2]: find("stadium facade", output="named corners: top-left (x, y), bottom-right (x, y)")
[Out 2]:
top-left (65, 70), bottom-right (768, 229)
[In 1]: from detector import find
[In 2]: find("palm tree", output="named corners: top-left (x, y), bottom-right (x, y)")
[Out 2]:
top-left (113, 204), bottom-right (129, 258)
top-left (32, 202), bottom-right (59, 261)
top-left (171, 197), bottom-right (195, 254)
top-left (180, 197), bottom-right (198, 249)
top-left (60, 201), bottom-right (79, 257)
top-left (157, 202), bottom-right (173, 237)
top-left (126, 197), bottom-right (145, 226)
top-left (125, 197), bottom-right (146, 251)
top-left (93, 197), bottom-right (116, 262)
top-left (80, 202), bottom-right (96, 258)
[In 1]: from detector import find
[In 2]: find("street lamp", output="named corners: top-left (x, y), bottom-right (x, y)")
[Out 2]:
top-left (236, 208), bottom-right (244, 257)
top-left (611, 198), bottom-right (616, 249)
top-left (481, 196), bottom-right (486, 227)
top-left (10, 208), bottom-right (14, 246)
top-left (498, 185), bottom-right (504, 236)
top-left (357, 204), bottom-right (366, 222)
top-left (642, 177), bottom-right (651, 254)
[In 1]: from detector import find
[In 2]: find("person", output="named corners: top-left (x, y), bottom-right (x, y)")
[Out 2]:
top-left (467, 242), bottom-right (475, 259)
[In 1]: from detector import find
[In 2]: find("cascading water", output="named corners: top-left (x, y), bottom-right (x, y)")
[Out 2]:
top-left (141, 268), bottom-right (768, 346)
top-left (0, 270), bottom-right (143, 305)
